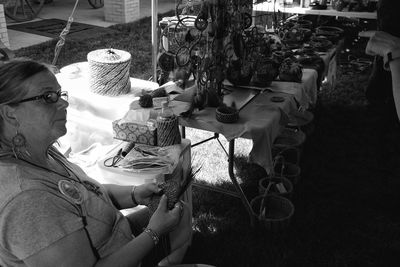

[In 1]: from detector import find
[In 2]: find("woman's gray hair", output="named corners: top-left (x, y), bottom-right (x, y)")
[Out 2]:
top-left (0, 58), bottom-right (51, 105)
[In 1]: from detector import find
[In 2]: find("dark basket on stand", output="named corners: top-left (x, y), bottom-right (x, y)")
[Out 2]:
top-left (251, 194), bottom-right (295, 232)
top-left (272, 146), bottom-right (300, 165)
top-left (259, 176), bottom-right (294, 199)
top-left (287, 110), bottom-right (315, 136)
top-left (216, 106), bottom-right (239, 123)
top-left (273, 127), bottom-right (306, 149)
top-left (273, 156), bottom-right (301, 185)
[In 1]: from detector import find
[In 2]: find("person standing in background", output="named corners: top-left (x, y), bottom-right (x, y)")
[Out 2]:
top-left (365, 0), bottom-right (400, 126)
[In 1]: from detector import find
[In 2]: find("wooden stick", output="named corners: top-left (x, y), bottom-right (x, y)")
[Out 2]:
top-left (259, 181), bottom-right (273, 219)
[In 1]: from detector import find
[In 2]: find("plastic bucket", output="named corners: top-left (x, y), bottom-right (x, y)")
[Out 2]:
top-left (273, 161), bottom-right (301, 185)
top-left (259, 176), bottom-right (294, 199)
top-left (287, 110), bottom-right (315, 136)
top-left (273, 127), bottom-right (306, 149)
top-left (271, 146), bottom-right (300, 165)
top-left (251, 194), bottom-right (295, 232)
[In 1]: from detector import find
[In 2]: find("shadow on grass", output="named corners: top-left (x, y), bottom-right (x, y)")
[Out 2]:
top-left (185, 69), bottom-right (400, 266)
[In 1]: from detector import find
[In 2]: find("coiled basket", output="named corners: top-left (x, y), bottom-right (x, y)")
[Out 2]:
top-left (87, 49), bottom-right (131, 96)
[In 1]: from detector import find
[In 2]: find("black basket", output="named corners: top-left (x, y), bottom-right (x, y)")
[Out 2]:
top-left (216, 107), bottom-right (239, 123)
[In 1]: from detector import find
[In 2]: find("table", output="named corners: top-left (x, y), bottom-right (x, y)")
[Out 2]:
top-left (166, 44), bottom-right (337, 224)
top-left (57, 62), bottom-right (159, 154)
top-left (56, 62), bottom-right (194, 213)
top-left (253, 2), bottom-right (377, 20)
top-left (56, 54), bottom-right (332, 225)
top-left (169, 81), bottom-right (308, 225)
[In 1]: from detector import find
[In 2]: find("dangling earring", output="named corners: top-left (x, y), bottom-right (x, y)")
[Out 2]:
top-left (11, 130), bottom-right (30, 159)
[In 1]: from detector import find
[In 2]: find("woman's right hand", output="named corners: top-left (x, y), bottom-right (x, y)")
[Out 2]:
top-left (146, 195), bottom-right (182, 236)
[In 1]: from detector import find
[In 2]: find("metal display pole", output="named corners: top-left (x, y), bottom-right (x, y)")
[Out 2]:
top-left (151, 0), bottom-right (158, 81)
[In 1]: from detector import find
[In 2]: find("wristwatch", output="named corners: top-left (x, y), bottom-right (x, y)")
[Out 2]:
top-left (384, 49), bottom-right (400, 70)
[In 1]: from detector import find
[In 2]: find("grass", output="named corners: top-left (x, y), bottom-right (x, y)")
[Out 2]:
top-left (14, 14), bottom-right (400, 267)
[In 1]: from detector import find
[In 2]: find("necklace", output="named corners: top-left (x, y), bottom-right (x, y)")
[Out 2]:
top-left (18, 157), bottom-right (72, 180)
top-left (16, 150), bottom-right (103, 197)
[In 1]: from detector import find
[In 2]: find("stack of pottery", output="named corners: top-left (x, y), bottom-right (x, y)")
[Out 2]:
top-left (279, 58), bottom-right (303, 83)
top-left (252, 56), bottom-right (279, 87)
top-left (226, 59), bottom-right (253, 86)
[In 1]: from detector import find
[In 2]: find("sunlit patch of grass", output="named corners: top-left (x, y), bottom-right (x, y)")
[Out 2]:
top-left (192, 212), bottom-right (229, 235)
top-left (185, 128), bottom-right (256, 184)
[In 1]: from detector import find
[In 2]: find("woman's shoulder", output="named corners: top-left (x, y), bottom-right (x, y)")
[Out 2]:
top-left (0, 158), bottom-right (25, 206)
top-left (0, 158), bottom-right (65, 211)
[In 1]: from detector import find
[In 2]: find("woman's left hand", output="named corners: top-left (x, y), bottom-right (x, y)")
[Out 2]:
top-left (133, 183), bottom-right (162, 205)
top-left (366, 31), bottom-right (400, 58)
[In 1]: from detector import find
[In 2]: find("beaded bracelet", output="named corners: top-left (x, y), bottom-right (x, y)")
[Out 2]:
top-left (143, 228), bottom-right (160, 245)
top-left (131, 186), bottom-right (139, 206)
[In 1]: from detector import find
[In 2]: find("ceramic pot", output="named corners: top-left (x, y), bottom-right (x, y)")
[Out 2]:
top-left (253, 57), bottom-right (279, 87)
top-left (279, 58), bottom-right (303, 83)
top-left (226, 60), bottom-right (253, 86)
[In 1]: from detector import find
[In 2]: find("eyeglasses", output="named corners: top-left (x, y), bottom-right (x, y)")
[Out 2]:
top-left (16, 90), bottom-right (68, 104)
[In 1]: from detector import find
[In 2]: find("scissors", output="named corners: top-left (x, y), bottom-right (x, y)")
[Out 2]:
top-left (103, 148), bottom-right (123, 167)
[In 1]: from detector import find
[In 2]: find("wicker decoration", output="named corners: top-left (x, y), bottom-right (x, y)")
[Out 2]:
top-left (157, 116), bottom-right (181, 147)
top-left (87, 49), bottom-right (131, 96)
top-left (216, 106), bottom-right (239, 123)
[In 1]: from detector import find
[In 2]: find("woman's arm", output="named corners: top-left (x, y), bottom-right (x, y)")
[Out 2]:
top-left (24, 195), bottom-right (183, 267)
top-left (24, 225), bottom-right (156, 267)
top-left (366, 31), bottom-right (400, 120)
top-left (103, 183), bottom-right (161, 209)
top-left (389, 59), bottom-right (400, 119)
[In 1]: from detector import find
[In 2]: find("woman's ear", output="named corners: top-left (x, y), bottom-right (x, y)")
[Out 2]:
top-left (0, 105), bottom-right (19, 127)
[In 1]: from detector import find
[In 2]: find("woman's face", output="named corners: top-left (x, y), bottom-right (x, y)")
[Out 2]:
top-left (15, 70), bottom-right (69, 146)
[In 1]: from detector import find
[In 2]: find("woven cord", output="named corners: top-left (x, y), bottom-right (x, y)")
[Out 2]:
top-left (52, 0), bottom-right (80, 67)
top-left (88, 59), bottom-right (131, 96)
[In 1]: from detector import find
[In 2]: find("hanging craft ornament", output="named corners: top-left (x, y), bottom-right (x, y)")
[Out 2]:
top-left (194, 0), bottom-right (209, 31)
top-left (175, 0), bottom-right (202, 22)
top-left (195, 17), bottom-right (208, 31)
top-left (58, 180), bottom-right (83, 205)
top-left (174, 16), bottom-right (201, 48)
top-left (52, 0), bottom-right (80, 69)
top-left (241, 12), bottom-right (252, 29)
top-left (158, 52), bottom-right (175, 72)
top-left (176, 46), bottom-right (191, 67)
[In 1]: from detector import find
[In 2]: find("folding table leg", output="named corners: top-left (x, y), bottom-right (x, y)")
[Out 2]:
top-left (182, 126), bottom-right (256, 226)
top-left (227, 140), bottom-right (256, 227)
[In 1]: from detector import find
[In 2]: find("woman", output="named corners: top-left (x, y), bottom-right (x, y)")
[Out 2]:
top-left (364, 0), bottom-right (400, 123)
top-left (366, 31), bottom-right (400, 120)
top-left (0, 59), bottom-right (192, 266)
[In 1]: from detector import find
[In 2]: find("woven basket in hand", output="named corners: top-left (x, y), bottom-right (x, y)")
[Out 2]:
top-left (157, 116), bottom-right (181, 147)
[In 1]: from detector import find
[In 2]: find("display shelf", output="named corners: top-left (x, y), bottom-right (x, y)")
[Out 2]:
top-left (253, 2), bottom-right (377, 20)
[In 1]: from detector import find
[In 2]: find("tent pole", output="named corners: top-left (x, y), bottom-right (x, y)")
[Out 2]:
top-left (151, 0), bottom-right (158, 82)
